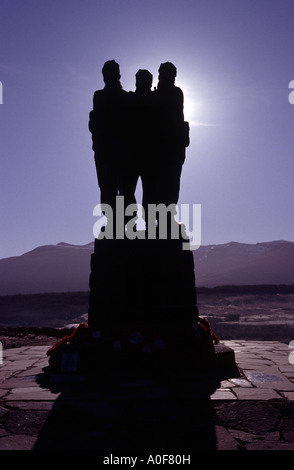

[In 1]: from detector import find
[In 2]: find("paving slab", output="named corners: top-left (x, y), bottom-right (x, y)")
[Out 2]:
top-left (211, 389), bottom-right (237, 400)
top-left (6, 387), bottom-right (61, 402)
top-left (233, 387), bottom-right (281, 400)
top-left (0, 434), bottom-right (38, 450)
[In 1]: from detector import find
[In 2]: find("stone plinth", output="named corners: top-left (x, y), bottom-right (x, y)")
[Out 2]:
top-left (47, 233), bottom-right (239, 378)
top-left (88, 235), bottom-right (198, 333)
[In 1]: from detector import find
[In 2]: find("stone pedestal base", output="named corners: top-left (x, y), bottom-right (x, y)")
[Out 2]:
top-left (81, 235), bottom-right (221, 375)
top-left (88, 236), bottom-right (199, 333)
top-left (48, 234), bottom-right (239, 380)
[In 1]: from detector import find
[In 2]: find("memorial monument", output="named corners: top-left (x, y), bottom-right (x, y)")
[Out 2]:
top-left (48, 61), bottom-right (237, 378)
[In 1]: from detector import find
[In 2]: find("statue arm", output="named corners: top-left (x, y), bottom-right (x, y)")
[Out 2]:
top-left (89, 91), bottom-right (103, 134)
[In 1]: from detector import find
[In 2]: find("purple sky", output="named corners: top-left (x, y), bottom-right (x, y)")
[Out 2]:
top-left (1, 0), bottom-right (294, 259)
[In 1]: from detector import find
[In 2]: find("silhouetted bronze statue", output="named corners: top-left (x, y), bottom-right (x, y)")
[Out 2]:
top-left (126, 69), bottom-right (161, 228)
top-left (155, 62), bottom-right (189, 207)
top-left (116, 70), bottom-right (154, 228)
top-left (89, 60), bottom-right (189, 235)
top-left (89, 60), bottom-right (128, 227)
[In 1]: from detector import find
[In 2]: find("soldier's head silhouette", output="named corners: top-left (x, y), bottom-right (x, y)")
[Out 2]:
top-left (102, 60), bottom-right (121, 86)
top-left (158, 62), bottom-right (177, 87)
top-left (135, 69), bottom-right (153, 93)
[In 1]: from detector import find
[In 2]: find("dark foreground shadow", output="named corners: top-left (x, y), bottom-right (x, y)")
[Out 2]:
top-left (34, 363), bottom-right (220, 451)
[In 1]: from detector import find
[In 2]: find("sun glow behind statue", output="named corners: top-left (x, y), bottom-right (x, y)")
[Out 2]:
top-left (178, 79), bottom-right (213, 129)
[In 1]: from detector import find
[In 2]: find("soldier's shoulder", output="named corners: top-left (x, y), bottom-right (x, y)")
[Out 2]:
top-left (174, 86), bottom-right (184, 96)
top-left (93, 89), bottom-right (107, 107)
top-left (93, 89), bottom-right (104, 98)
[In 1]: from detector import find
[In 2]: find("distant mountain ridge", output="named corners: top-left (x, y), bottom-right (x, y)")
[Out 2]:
top-left (192, 240), bottom-right (294, 287)
top-left (0, 240), bottom-right (293, 295)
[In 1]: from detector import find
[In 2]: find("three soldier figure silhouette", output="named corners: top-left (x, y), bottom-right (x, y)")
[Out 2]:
top-left (89, 60), bottom-right (190, 234)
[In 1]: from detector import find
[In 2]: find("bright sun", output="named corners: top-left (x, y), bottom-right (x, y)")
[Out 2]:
top-left (184, 98), bottom-right (196, 124)
top-left (178, 80), bottom-right (201, 126)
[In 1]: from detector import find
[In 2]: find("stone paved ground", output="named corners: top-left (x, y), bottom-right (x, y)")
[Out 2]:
top-left (0, 340), bottom-right (294, 452)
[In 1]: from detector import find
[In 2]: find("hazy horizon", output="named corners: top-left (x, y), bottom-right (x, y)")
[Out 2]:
top-left (0, 239), bottom-right (293, 295)
top-left (1, 237), bottom-right (294, 261)
top-left (1, 0), bottom-right (294, 259)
